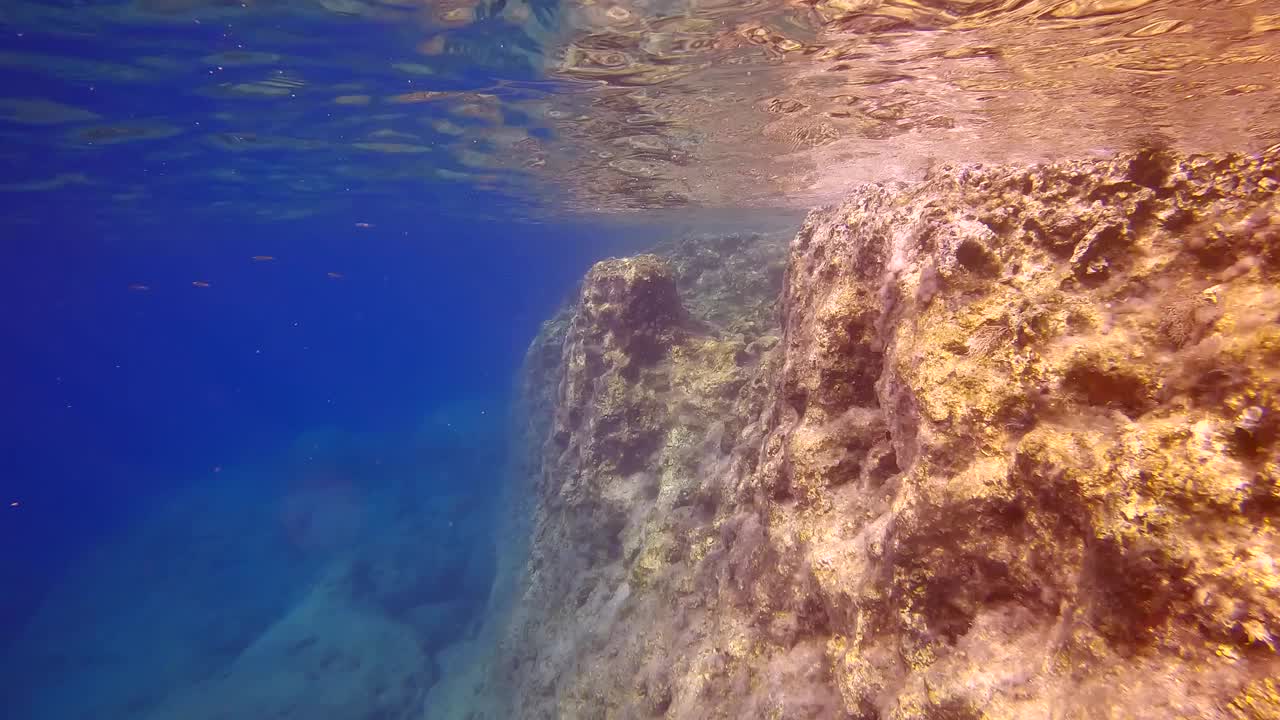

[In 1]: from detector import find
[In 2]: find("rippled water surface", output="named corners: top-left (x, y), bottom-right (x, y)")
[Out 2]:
top-left (3, 0), bottom-right (1277, 223)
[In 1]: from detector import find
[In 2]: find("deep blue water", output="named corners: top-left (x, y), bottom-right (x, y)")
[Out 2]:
top-left (0, 2), bottom-right (571, 672)
top-left (0, 209), bottom-right (636, 645)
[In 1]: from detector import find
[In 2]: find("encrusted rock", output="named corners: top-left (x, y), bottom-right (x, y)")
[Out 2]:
top-left (429, 149), bottom-right (1280, 720)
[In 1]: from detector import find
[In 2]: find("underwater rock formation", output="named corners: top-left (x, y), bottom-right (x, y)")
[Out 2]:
top-left (2, 424), bottom-right (501, 720)
top-left (428, 147), bottom-right (1280, 719)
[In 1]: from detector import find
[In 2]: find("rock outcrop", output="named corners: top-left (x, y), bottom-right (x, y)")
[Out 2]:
top-left (3, 421), bottom-right (503, 720)
top-left (428, 148), bottom-right (1280, 720)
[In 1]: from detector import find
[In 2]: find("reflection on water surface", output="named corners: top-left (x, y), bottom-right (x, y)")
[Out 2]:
top-left (1, 0), bottom-right (1276, 222)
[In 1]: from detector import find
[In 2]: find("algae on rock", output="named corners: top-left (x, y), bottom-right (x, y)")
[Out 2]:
top-left (427, 150), bottom-right (1280, 720)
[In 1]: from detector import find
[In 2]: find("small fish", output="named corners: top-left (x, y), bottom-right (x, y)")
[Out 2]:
top-left (354, 222), bottom-right (374, 228)
top-left (326, 271), bottom-right (344, 279)
top-left (9, 501), bottom-right (18, 508)
top-left (251, 255), bottom-right (275, 262)
top-left (128, 283), bottom-right (150, 291)
top-left (192, 280), bottom-right (211, 288)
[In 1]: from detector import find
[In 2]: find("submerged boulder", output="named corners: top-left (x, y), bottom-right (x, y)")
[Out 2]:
top-left (429, 149), bottom-right (1280, 720)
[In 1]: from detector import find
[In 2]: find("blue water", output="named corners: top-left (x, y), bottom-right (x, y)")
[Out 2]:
top-left (2, 214), bottom-right (619, 636)
top-left (0, 3), bottom-right (657, 714)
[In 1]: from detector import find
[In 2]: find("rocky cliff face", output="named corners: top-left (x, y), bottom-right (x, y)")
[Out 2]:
top-left (430, 148), bottom-right (1280, 720)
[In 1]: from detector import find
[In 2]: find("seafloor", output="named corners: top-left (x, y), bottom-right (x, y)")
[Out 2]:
top-left (7, 147), bottom-right (1280, 719)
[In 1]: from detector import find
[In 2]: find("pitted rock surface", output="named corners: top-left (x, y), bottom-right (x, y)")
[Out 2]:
top-left (427, 151), bottom-right (1280, 720)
